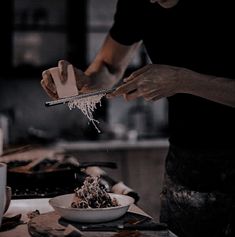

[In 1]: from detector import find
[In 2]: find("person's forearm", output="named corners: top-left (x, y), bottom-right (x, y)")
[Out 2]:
top-left (85, 59), bottom-right (124, 89)
top-left (84, 35), bottom-right (141, 90)
top-left (181, 69), bottom-right (235, 107)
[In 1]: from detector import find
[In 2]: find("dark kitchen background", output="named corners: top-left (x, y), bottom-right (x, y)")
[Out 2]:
top-left (0, 0), bottom-right (168, 145)
top-left (0, 0), bottom-right (169, 221)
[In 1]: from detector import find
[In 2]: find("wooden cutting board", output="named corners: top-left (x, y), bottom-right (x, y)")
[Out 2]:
top-left (28, 211), bottom-right (172, 237)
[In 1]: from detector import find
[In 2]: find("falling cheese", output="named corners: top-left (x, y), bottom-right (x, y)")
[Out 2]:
top-left (49, 64), bottom-right (103, 133)
top-left (68, 93), bottom-right (105, 133)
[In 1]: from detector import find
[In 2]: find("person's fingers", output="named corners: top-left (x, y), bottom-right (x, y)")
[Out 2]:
top-left (42, 70), bottom-right (57, 94)
top-left (58, 60), bottom-right (71, 83)
top-left (112, 81), bottom-right (138, 97)
top-left (74, 68), bottom-right (90, 91)
top-left (148, 94), bottom-right (164, 101)
top-left (74, 68), bottom-right (85, 78)
top-left (111, 65), bottom-right (151, 96)
top-left (108, 76), bottom-right (142, 99)
top-left (123, 89), bottom-right (140, 101)
top-left (106, 92), bottom-right (116, 99)
top-left (143, 90), bottom-right (163, 101)
top-left (40, 79), bottom-right (58, 99)
top-left (124, 65), bottom-right (151, 82)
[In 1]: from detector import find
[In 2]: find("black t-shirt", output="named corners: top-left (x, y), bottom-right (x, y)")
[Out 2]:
top-left (110, 0), bottom-right (235, 149)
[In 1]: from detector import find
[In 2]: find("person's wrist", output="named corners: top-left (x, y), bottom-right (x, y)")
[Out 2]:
top-left (177, 67), bottom-right (196, 94)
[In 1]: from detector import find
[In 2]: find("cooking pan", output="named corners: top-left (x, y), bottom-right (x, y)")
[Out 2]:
top-left (7, 158), bottom-right (117, 190)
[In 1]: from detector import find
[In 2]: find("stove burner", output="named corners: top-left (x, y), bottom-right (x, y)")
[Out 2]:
top-left (12, 186), bottom-right (75, 199)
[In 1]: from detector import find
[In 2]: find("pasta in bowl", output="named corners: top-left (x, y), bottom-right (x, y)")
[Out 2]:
top-left (49, 193), bottom-right (134, 223)
top-left (49, 176), bottom-right (134, 223)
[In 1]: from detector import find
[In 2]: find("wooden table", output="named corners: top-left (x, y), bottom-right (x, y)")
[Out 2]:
top-left (1, 198), bottom-right (177, 237)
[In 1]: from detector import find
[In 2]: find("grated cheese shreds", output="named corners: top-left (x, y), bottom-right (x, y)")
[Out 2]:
top-left (67, 94), bottom-right (105, 133)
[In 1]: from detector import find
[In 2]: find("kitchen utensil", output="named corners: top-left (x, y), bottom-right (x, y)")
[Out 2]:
top-left (80, 222), bottom-right (168, 231)
top-left (45, 88), bottom-right (115, 107)
top-left (61, 156), bottom-right (117, 170)
top-left (45, 78), bottom-right (124, 107)
top-left (7, 158), bottom-right (118, 199)
top-left (9, 157), bottom-right (46, 173)
top-left (1, 144), bottom-right (35, 157)
top-left (28, 211), bottom-right (172, 237)
top-left (63, 224), bottom-right (83, 237)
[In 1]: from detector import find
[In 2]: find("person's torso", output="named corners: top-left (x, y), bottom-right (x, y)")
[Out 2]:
top-left (110, 0), bottom-right (235, 148)
top-left (138, 0), bottom-right (235, 148)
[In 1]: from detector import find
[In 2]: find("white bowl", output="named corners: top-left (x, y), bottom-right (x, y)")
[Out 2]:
top-left (49, 193), bottom-right (134, 223)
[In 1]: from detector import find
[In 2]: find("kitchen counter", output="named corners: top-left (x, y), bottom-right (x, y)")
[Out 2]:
top-left (1, 139), bottom-right (169, 221)
top-left (56, 138), bottom-right (169, 151)
top-left (1, 198), bottom-right (177, 237)
top-left (2, 198), bottom-right (54, 237)
top-left (0, 139), bottom-right (169, 161)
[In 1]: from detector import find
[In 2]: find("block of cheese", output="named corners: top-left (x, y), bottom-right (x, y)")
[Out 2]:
top-left (49, 65), bottom-right (78, 98)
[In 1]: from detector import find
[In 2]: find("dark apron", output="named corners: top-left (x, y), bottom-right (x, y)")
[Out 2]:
top-left (160, 145), bottom-right (235, 237)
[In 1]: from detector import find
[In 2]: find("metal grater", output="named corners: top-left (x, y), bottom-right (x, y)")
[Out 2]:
top-left (45, 87), bottom-right (115, 107)
top-left (45, 78), bottom-right (123, 107)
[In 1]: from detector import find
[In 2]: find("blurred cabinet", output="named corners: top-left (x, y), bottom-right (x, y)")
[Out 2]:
top-left (87, 0), bottom-right (148, 68)
top-left (87, 0), bottom-right (117, 63)
top-left (1, 0), bottom-right (87, 77)
top-left (0, 0), bottom-right (148, 78)
top-left (13, 0), bottom-right (67, 70)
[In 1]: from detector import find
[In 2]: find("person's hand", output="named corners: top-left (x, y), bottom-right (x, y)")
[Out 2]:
top-left (41, 60), bottom-right (91, 100)
top-left (109, 64), bottom-right (187, 101)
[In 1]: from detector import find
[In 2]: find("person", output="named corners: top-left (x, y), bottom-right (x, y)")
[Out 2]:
top-left (41, 0), bottom-right (235, 236)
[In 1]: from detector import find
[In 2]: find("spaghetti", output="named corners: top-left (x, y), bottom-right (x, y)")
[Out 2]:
top-left (71, 176), bottom-right (119, 209)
